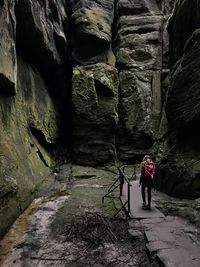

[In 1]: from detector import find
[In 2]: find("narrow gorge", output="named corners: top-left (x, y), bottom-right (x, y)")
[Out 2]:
top-left (1, 0), bottom-right (200, 254)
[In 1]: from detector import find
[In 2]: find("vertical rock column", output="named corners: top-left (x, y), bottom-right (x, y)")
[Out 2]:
top-left (0, 0), bottom-right (69, 238)
top-left (114, 0), bottom-right (165, 161)
top-left (0, 0), bottom-right (17, 95)
top-left (69, 0), bottom-right (119, 165)
top-left (155, 0), bottom-right (200, 199)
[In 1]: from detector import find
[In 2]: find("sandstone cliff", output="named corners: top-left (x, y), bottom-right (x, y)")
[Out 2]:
top-left (68, 0), bottom-right (173, 165)
top-left (0, 0), bottom-right (69, 237)
top-left (0, 0), bottom-right (199, 238)
top-left (155, 0), bottom-right (200, 199)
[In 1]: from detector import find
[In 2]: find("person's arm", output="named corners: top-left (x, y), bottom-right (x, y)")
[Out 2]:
top-left (139, 164), bottom-right (145, 186)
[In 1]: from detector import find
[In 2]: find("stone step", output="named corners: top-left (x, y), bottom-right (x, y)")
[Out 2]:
top-left (142, 216), bottom-right (200, 267)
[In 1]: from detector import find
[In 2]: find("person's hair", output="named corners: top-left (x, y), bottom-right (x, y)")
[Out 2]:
top-left (143, 155), bottom-right (150, 161)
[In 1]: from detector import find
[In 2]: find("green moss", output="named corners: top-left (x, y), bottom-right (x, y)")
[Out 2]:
top-left (116, 49), bottom-right (132, 66)
top-left (0, 57), bottom-right (59, 237)
top-left (119, 71), bottom-right (138, 97)
top-left (72, 63), bottom-right (118, 125)
top-left (118, 70), bottom-right (143, 131)
top-left (0, 175), bottom-right (18, 200)
top-left (72, 69), bottom-right (97, 116)
top-left (50, 171), bottom-right (118, 237)
top-left (72, 165), bottom-right (115, 181)
top-left (107, 50), bottom-right (116, 66)
top-left (118, 70), bottom-right (155, 141)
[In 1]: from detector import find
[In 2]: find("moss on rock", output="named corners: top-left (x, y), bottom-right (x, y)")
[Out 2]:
top-left (0, 57), bottom-right (59, 238)
top-left (117, 70), bottom-right (154, 161)
top-left (72, 63), bottom-right (118, 165)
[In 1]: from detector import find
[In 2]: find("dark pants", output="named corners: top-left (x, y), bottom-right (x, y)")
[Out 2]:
top-left (141, 179), bottom-right (153, 206)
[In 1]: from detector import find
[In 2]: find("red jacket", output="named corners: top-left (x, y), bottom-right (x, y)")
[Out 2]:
top-left (143, 163), bottom-right (155, 178)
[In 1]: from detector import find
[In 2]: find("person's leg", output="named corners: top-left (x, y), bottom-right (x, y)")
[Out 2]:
top-left (141, 183), bottom-right (146, 207)
top-left (147, 183), bottom-right (152, 209)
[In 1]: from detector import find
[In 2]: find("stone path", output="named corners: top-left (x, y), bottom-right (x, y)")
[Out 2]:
top-left (122, 180), bottom-right (164, 219)
top-left (122, 180), bottom-right (200, 267)
top-left (0, 167), bottom-right (154, 267)
top-left (1, 165), bottom-right (200, 267)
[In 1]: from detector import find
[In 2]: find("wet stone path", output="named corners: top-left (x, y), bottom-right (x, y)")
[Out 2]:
top-left (0, 165), bottom-right (200, 267)
top-left (123, 180), bottom-right (200, 267)
top-left (0, 165), bottom-right (157, 267)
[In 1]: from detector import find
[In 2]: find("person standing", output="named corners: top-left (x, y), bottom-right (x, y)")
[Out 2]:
top-left (139, 155), bottom-right (155, 210)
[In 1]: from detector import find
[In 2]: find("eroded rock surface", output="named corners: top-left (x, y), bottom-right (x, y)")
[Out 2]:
top-left (0, 0), bottom-right (69, 238)
top-left (68, 0), bottom-right (173, 164)
top-left (155, 0), bottom-right (200, 199)
top-left (115, 0), bottom-right (168, 161)
top-left (16, 0), bottom-right (68, 68)
top-left (0, 0), bottom-right (16, 95)
top-left (1, 0), bottom-right (200, 241)
top-left (67, 0), bottom-right (115, 65)
top-left (72, 64), bottom-right (118, 165)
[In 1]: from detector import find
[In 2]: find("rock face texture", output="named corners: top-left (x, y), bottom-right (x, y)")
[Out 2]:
top-left (1, 0), bottom-right (200, 238)
top-left (155, 0), bottom-right (200, 199)
top-left (67, 0), bottom-right (118, 165)
top-left (0, 0), bottom-right (17, 95)
top-left (115, 0), bottom-right (165, 161)
top-left (0, 0), bottom-right (69, 238)
top-left (68, 0), bottom-right (173, 165)
top-left (69, 0), bottom-right (115, 65)
top-left (72, 64), bottom-right (118, 165)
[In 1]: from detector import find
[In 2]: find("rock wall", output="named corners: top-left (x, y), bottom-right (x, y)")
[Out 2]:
top-left (155, 0), bottom-right (200, 199)
top-left (115, 0), bottom-right (166, 161)
top-left (0, 0), bottom-right (69, 238)
top-left (68, 0), bottom-right (174, 165)
top-left (1, 0), bottom-right (199, 238)
top-left (67, 0), bottom-right (119, 166)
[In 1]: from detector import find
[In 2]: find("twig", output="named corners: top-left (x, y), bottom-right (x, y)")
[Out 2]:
top-left (31, 256), bottom-right (70, 261)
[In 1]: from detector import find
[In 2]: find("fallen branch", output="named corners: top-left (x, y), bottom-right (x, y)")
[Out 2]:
top-left (31, 256), bottom-right (70, 261)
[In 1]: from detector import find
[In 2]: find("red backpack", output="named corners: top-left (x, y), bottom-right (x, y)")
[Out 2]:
top-left (144, 163), bottom-right (155, 178)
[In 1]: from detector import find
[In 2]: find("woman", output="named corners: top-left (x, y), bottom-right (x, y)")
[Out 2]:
top-left (139, 155), bottom-right (155, 210)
